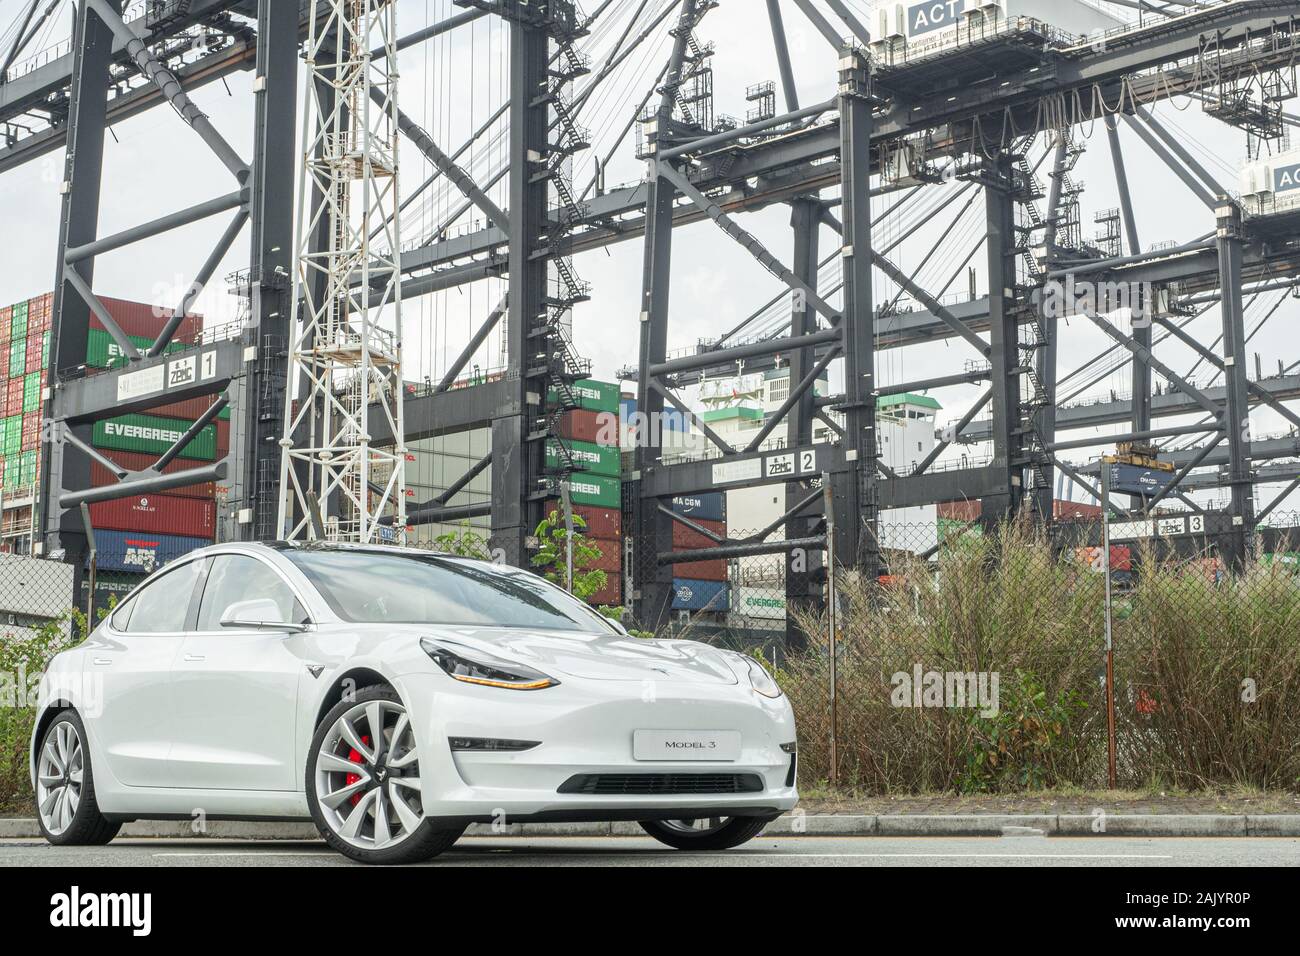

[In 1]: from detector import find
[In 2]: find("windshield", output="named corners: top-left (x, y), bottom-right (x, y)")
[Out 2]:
top-left (284, 549), bottom-right (618, 632)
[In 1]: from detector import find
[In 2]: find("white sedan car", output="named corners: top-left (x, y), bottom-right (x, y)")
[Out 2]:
top-left (31, 543), bottom-right (798, 863)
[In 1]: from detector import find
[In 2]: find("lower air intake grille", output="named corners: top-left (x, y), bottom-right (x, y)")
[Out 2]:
top-left (558, 773), bottom-right (764, 796)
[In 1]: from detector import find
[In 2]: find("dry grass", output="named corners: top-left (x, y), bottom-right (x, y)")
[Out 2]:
top-left (783, 520), bottom-right (1300, 794)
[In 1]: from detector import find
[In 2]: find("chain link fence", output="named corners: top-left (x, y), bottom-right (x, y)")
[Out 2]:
top-left (0, 552), bottom-right (84, 813)
top-left (650, 510), bottom-right (1300, 795)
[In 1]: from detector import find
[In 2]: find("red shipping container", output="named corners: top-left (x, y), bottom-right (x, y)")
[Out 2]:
top-left (671, 517), bottom-right (727, 550)
top-left (22, 412), bottom-right (40, 450)
top-left (25, 336), bottom-right (42, 373)
top-left (669, 516), bottom-right (728, 580)
top-left (0, 306), bottom-right (10, 340)
top-left (937, 500), bottom-right (982, 522)
top-left (1055, 500), bottom-right (1103, 520)
top-left (96, 296), bottom-right (203, 344)
top-left (587, 573), bottom-right (622, 607)
top-left (673, 558), bottom-right (728, 582)
top-left (554, 408), bottom-right (619, 447)
top-left (89, 493), bottom-right (216, 538)
top-left (544, 501), bottom-right (622, 538)
top-left (5, 380), bottom-right (22, 416)
top-left (89, 449), bottom-right (217, 500)
top-left (148, 395), bottom-right (221, 421)
top-left (216, 418), bottom-right (229, 454)
top-left (587, 537), bottom-right (623, 574)
top-left (28, 295), bottom-right (53, 332)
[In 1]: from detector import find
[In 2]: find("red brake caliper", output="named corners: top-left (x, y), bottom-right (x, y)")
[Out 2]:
top-left (345, 735), bottom-right (372, 807)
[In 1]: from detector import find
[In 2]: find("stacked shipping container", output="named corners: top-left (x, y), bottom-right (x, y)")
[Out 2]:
top-left (0, 293), bottom-right (52, 507)
top-left (0, 293), bottom-right (213, 569)
top-left (669, 491), bottom-right (730, 613)
top-left (546, 380), bottom-right (624, 607)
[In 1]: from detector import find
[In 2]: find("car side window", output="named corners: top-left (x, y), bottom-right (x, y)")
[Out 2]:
top-left (196, 555), bottom-right (306, 631)
top-left (119, 560), bottom-right (205, 634)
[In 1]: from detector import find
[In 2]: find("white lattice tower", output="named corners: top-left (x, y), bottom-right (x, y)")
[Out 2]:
top-left (278, 0), bottom-right (407, 544)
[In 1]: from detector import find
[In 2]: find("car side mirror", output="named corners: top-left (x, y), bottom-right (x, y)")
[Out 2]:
top-left (220, 599), bottom-right (306, 632)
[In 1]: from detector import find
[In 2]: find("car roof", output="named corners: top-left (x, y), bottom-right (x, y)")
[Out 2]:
top-left (214, 540), bottom-right (484, 562)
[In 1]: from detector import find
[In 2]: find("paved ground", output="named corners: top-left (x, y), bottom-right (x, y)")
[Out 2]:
top-left (2, 835), bottom-right (1297, 866)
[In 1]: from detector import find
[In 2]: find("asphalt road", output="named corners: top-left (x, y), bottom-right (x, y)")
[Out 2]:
top-left (2, 835), bottom-right (1297, 866)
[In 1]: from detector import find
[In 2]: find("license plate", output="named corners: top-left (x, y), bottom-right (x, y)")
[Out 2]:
top-left (633, 730), bottom-right (741, 762)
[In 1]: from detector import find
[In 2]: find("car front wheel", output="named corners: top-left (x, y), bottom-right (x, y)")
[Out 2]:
top-left (639, 815), bottom-right (776, 851)
top-left (35, 710), bottom-right (121, 846)
top-left (306, 685), bottom-right (463, 865)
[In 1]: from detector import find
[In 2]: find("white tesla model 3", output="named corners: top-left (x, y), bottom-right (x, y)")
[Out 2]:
top-left (31, 543), bottom-right (798, 863)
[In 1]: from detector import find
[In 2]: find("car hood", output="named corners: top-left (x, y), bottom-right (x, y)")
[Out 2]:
top-left (423, 626), bottom-right (740, 685)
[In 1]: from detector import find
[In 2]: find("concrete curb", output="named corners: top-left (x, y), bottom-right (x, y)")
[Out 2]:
top-left (3, 813), bottom-right (1299, 840)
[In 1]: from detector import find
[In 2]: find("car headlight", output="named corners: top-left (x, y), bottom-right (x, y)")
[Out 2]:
top-left (744, 657), bottom-right (783, 699)
top-left (420, 638), bottom-right (560, 691)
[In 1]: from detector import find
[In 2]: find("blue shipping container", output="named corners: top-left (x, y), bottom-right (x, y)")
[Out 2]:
top-left (672, 578), bottom-right (730, 612)
top-left (89, 529), bottom-right (211, 574)
top-left (1107, 462), bottom-right (1173, 498)
top-left (671, 492), bottom-right (725, 523)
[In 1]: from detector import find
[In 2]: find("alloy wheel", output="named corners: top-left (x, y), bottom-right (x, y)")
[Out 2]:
top-left (37, 722), bottom-right (84, 837)
top-left (314, 699), bottom-right (424, 851)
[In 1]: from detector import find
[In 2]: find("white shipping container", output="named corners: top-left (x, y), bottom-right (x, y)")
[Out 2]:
top-left (871, 0), bottom-right (1125, 56)
top-left (1271, 150), bottom-right (1300, 198)
top-left (1240, 148), bottom-right (1300, 212)
top-left (732, 586), bottom-right (788, 622)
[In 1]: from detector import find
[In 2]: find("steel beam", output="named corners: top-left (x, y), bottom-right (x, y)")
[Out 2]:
top-left (384, 94), bottom-right (510, 231)
top-left (835, 47), bottom-right (879, 575)
top-left (785, 197), bottom-right (823, 643)
top-left (491, 14), bottom-right (551, 567)
top-left (633, 0), bottom-right (700, 631)
top-left (40, 0), bottom-right (118, 564)
top-left (983, 155), bottom-right (1024, 520)
top-left (764, 0), bottom-right (799, 112)
top-left (1216, 202), bottom-right (1255, 566)
top-left (233, 0), bottom-right (298, 542)
top-left (654, 160), bottom-right (841, 324)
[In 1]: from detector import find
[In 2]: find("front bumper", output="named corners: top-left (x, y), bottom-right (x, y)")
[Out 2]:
top-left (396, 671), bottom-right (799, 824)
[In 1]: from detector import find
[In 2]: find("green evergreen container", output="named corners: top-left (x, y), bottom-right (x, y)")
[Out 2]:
top-left (566, 473), bottom-right (622, 509)
top-left (545, 438), bottom-right (621, 477)
top-left (86, 329), bottom-right (187, 369)
top-left (93, 413), bottom-right (217, 460)
top-left (8, 339), bottom-right (24, 377)
top-left (547, 379), bottom-right (621, 413)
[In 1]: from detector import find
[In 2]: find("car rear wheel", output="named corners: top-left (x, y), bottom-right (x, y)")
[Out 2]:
top-left (35, 710), bottom-right (121, 846)
top-left (639, 815), bottom-right (776, 851)
top-left (307, 685), bottom-right (463, 865)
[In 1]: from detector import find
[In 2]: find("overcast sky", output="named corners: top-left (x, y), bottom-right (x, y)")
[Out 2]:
top-left (1, 0), bottom-right (1296, 512)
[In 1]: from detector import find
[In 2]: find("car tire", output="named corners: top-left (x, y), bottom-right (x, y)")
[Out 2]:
top-left (306, 684), bottom-right (463, 865)
top-left (34, 709), bottom-right (121, 847)
top-left (639, 814), bottom-right (777, 851)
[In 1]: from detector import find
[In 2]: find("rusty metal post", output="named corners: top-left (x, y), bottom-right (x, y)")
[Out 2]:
top-left (823, 474), bottom-right (838, 788)
top-left (1102, 466), bottom-right (1118, 789)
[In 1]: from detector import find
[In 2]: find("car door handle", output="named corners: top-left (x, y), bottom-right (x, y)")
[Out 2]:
top-left (92, 658), bottom-right (112, 666)
top-left (184, 654), bottom-right (207, 663)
